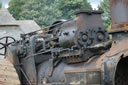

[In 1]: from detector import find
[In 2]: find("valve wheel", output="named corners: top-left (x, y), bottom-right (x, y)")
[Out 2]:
top-left (0, 36), bottom-right (16, 56)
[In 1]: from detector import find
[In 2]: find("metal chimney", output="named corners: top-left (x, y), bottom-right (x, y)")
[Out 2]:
top-left (110, 0), bottom-right (128, 32)
top-left (110, 0), bottom-right (128, 40)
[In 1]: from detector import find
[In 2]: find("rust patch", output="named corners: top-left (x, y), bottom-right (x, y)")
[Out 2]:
top-left (76, 17), bottom-right (82, 30)
top-left (0, 81), bottom-right (3, 84)
top-left (110, 0), bottom-right (128, 4)
top-left (110, 0), bottom-right (128, 32)
top-left (64, 69), bottom-right (101, 73)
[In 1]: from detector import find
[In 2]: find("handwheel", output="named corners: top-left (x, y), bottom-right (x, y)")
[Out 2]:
top-left (0, 36), bottom-right (16, 56)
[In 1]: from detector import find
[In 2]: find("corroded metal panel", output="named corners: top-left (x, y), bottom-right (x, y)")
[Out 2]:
top-left (110, 0), bottom-right (128, 31)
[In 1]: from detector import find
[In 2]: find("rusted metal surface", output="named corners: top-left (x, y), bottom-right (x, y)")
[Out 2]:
top-left (37, 39), bottom-right (128, 85)
top-left (4, 10), bottom-right (111, 85)
top-left (64, 39), bottom-right (128, 85)
top-left (110, 0), bottom-right (128, 32)
top-left (37, 42), bottom-right (128, 85)
top-left (65, 71), bottom-right (101, 85)
top-left (3, 2), bottom-right (128, 85)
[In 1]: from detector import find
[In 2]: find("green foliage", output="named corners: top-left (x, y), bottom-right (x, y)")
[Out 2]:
top-left (8, 0), bottom-right (26, 19)
top-left (19, 0), bottom-right (62, 27)
top-left (107, 24), bottom-right (111, 32)
top-left (0, 2), bottom-right (2, 8)
top-left (98, 0), bottom-right (111, 29)
top-left (9, 0), bottom-right (92, 27)
top-left (55, 0), bottom-right (92, 19)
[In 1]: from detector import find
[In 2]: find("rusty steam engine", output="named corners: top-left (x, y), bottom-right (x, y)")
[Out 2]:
top-left (0, 0), bottom-right (128, 85)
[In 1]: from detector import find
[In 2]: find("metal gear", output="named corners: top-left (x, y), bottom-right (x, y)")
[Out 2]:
top-left (77, 29), bottom-right (94, 48)
top-left (93, 27), bottom-right (109, 44)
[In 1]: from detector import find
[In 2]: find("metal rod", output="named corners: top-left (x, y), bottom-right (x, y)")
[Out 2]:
top-left (19, 67), bottom-right (32, 85)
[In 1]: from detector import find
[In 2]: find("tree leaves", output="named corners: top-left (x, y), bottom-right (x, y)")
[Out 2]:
top-left (9, 0), bottom-right (92, 27)
top-left (56, 0), bottom-right (92, 19)
top-left (8, 0), bottom-right (26, 20)
top-left (0, 2), bottom-right (2, 8)
top-left (98, 0), bottom-right (111, 29)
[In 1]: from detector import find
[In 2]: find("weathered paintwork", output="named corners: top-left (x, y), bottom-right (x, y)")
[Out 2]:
top-left (110, 0), bottom-right (128, 32)
top-left (2, 0), bottom-right (128, 85)
top-left (37, 39), bottom-right (128, 85)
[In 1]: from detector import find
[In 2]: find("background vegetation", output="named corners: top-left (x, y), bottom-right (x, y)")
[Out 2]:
top-left (98, 0), bottom-right (110, 29)
top-left (0, 2), bottom-right (2, 8)
top-left (8, 0), bottom-right (92, 27)
top-left (8, 0), bottom-right (110, 29)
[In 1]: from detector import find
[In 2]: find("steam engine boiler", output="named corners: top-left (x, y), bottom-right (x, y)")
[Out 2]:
top-left (5, 1), bottom-right (128, 84)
